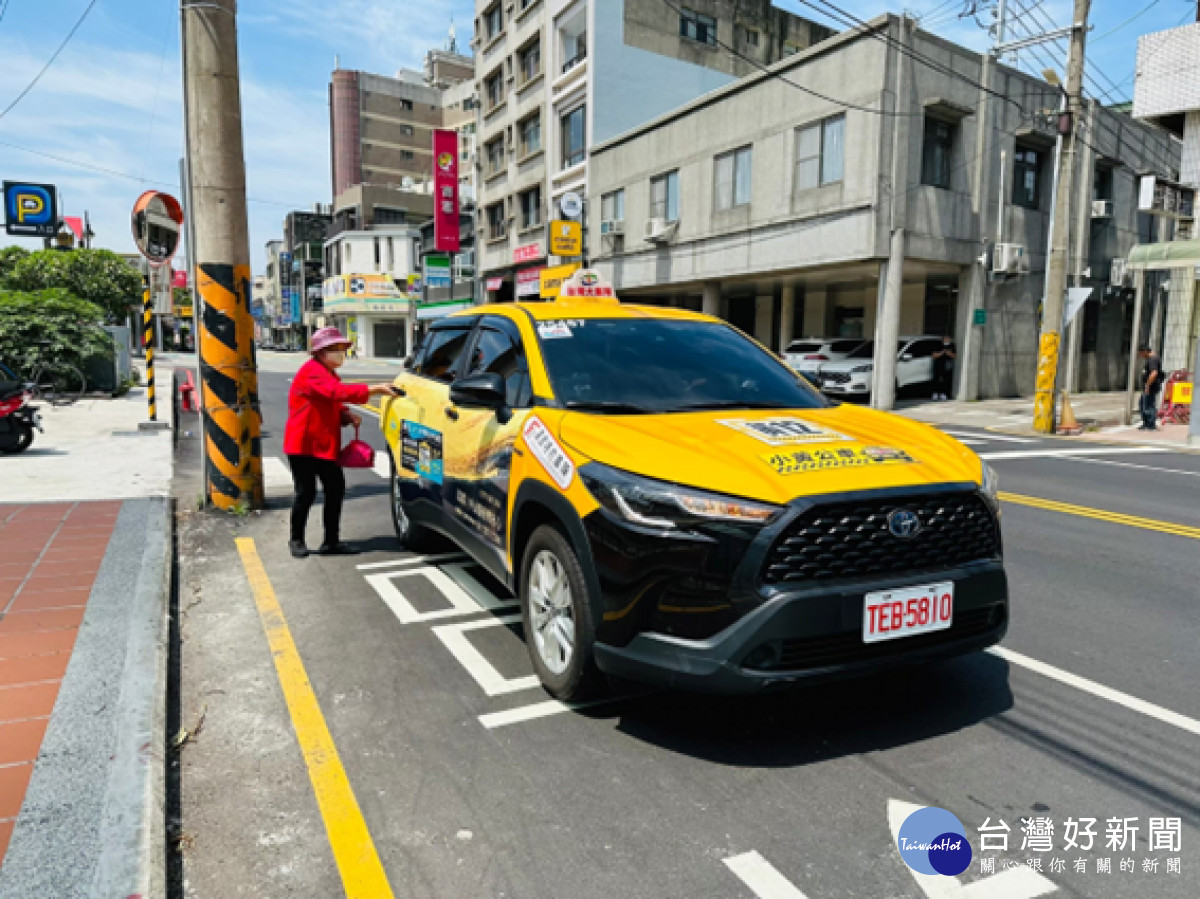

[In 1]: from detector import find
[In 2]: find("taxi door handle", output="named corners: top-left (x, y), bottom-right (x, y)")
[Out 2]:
top-left (444, 406), bottom-right (459, 421)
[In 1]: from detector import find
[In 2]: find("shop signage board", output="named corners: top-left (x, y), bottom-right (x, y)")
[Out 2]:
top-left (433, 130), bottom-right (460, 252)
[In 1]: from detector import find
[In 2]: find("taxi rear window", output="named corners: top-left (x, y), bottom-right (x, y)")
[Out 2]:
top-left (536, 318), bottom-right (828, 413)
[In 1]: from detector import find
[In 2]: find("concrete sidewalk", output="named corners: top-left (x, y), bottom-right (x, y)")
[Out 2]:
top-left (0, 380), bottom-right (173, 897)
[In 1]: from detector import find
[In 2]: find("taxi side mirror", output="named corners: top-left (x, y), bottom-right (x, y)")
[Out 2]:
top-left (450, 372), bottom-right (506, 411)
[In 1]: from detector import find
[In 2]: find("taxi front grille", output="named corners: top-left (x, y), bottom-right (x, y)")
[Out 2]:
top-left (762, 491), bottom-right (999, 585)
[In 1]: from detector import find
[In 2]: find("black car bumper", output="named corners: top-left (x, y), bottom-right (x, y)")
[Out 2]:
top-left (592, 563), bottom-right (1007, 693)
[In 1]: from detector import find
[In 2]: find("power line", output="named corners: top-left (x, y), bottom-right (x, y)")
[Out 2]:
top-left (0, 0), bottom-right (11, 26)
top-left (1091, 0), bottom-right (1162, 44)
top-left (0, 137), bottom-right (303, 208)
top-left (660, 0), bottom-right (921, 116)
top-left (0, 0), bottom-right (100, 123)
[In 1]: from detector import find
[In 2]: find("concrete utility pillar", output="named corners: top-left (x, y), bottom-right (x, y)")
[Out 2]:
top-left (183, 0), bottom-right (263, 509)
top-left (702, 282), bottom-right (721, 317)
top-left (957, 263), bottom-right (986, 401)
top-left (874, 231), bottom-right (906, 410)
top-left (779, 284), bottom-right (795, 353)
top-left (755, 295), bottom-right (773, 346)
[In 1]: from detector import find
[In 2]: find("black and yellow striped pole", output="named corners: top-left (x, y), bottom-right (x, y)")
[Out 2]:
top-left (143, 273), bottom-right (157, 421)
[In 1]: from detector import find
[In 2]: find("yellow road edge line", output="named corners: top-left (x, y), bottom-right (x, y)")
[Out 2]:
top-left (999, 491), bottom-right (1200, 540)
top-left (235, 538), bottom-right (395, 899)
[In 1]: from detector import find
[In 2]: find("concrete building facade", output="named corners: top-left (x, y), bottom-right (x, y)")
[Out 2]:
top-left (321, 228), bottom-right (422, 359)
top-left (587, 14), bottom-right (1181, 401)
top-left (473, 0), bottom-right (831, 299)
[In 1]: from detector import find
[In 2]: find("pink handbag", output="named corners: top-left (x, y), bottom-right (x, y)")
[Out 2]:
top-left (337, 426), bottom-right (376, 469)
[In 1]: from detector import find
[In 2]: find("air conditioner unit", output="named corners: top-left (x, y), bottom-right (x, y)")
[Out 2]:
top-left (1091, 200), bottom-right (1114, 219)
top-left (601, 219), bottom-right (625, 236)
top-left (1110, 257), bottom-right (1129, 286)
top-left (644, 218), bottom-right (678, 243)
top-left (991, 242), bottom-right (1028, 275)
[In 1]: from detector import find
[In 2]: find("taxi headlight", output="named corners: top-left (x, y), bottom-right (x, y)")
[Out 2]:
top-left (980, 461), bottom-right (1000, 512)
top-left (580, 463), bottom-right (780, 529)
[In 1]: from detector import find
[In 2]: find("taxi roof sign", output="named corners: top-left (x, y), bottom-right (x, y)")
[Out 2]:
top-left (556, 268), bottom-right (618, 302)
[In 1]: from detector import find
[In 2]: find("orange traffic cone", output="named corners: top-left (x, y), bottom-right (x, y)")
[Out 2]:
top-left (1058, 390), bottom-right (1083, 435)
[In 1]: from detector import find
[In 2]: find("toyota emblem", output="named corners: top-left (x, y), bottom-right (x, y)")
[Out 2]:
top-left (888, 508), bottom-right (922, 539)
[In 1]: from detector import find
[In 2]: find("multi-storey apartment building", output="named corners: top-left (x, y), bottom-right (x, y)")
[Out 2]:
top-left (587, 14), bottom-right (1181, 401)
top-left (473, 0), bottom-right (832, 300)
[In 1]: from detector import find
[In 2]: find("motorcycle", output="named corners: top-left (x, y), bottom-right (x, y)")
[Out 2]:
top-left (0, 367), bottom-right (42, 455)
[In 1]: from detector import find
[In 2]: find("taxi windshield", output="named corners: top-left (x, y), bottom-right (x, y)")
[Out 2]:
top-left (537, 317), bottom-right (829, 413)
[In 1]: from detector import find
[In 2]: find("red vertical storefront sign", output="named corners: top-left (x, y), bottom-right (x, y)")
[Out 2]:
top-left (433, 129), bottom-right (460, 253)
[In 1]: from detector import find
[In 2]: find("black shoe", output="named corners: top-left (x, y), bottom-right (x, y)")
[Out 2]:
top-left (289, 540), bottom-right (309, 558)
top-left (318, 542), bottom-right (358, 556)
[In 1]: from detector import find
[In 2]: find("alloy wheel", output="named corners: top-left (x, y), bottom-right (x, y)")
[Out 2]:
top-left (528, 549), bottom-right (575, 676)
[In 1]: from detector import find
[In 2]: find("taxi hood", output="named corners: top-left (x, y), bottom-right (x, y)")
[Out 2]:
top-left (558, 405), bottom-right (983, 506)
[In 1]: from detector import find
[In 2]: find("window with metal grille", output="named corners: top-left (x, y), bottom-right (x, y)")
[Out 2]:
top-left (921, 117), bottom-right (954, 189)
top-left (680, 8), bottom-right (716, 45)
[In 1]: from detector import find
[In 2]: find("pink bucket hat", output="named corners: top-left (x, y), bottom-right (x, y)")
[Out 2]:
top-left (310, 327), bottom-right (352, 354)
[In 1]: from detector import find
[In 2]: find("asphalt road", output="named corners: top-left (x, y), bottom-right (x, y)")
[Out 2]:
top-left (177, 354), bottom-right (1200, 899)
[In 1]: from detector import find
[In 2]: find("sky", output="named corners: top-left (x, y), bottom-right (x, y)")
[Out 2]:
top-left (0, 0), bottom-right (1194, 273)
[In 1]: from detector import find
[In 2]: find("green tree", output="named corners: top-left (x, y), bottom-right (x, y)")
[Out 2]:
top-left (0, 289), bottom-right (112, 374)
top-left (6, 248), bottom-right (142, 323)
top-left (0, 246), bottom-right (30, 284)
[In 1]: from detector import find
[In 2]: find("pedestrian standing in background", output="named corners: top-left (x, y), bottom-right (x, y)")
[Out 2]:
top-left (932, 335), bottom-right (957, 400)
top-left (283, 327), bottom-right (397, 558)
top-left (1138, 344), bottom-right (1163, 431)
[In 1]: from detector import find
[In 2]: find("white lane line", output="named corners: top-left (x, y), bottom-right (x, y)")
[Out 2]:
top-left (355, 552), bottom-right (467, 571)
top-left (432, 614), bottom-right (540, 696)
top-left (1057, 455), bottom-right (1200, 478)
top-left (478, 695), bottom-right (622, 729)
top-left (989, 645), bottom-right (1200, 737)
top-left (942, 430), bottom-right (1035, 444)
top-left (263, 456), bottom-right (293, 496)
top-left (367, 564), bottom-right (515, 624)
top-left (954, 439), bottom-right (986, 446)
top-left (371, 454), bottom-right (390, 479)
top-left (979, 447), bottom-right (1170, 461)
top-left (723, 851), bottom-right (811, 899)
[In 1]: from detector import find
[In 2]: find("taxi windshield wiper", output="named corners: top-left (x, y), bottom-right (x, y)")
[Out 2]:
top-left (670, 400), bottom-right (789, 411)
top-left (564, 401), bottom-right (655, 415)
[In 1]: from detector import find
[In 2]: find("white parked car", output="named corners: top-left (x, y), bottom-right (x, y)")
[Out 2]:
top-left (782, 338), bottom-right (865, 385)
top-left (817, 336), bottom-right (946, 399)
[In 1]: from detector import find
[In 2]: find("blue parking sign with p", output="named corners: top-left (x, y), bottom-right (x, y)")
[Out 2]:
top-left (4, 182), bottom-right (58, 237)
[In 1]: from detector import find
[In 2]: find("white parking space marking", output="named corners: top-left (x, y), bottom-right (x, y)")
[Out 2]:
top-left (263, 456), bottom-right (293, 497)
top-left (941, 430), bottom-right (1035, 444)
top-left (356, 553), bottom-right (467, 571)
top-left (888, 800), bottom-right (1057, 899)
top-left (723, 851), bottom-right (812, 899)
top-left (431, 614), bottom-right (541, 696)
top-left (366, 564), bottom-right (516, 624)
top-left (371, 454), bottom-right (390, 479)
top-left (989, 646), bottom-right (1200, 737)
top-left (979, 447), bottom-right (1170, 461)
top-left (478, 696), bottom-right (623, 729)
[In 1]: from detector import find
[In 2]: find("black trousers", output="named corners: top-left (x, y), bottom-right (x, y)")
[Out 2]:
top-left (934, 367), bottom-right (954, 396)
top-left (288, 455), bottom-right (346, 546)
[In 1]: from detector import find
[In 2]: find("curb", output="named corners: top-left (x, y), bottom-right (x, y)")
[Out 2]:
top-left (0, 498), bottom-right (172, 899)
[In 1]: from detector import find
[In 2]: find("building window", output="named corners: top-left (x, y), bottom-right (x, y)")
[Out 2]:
top-left (1093, 165), bottom-right (1114, 202)
top-left (1012, 147), bottom-right (1043, 209)
top-left (519, 39), bottom-right (541, 84)
top-left (486, 202), bottom-right (507, 240)
top-left (400, 99), bottom-right (413, 111)
top-left (485, 70), bottom-right (504, 111)
top-left (485, 137), bottom-right (505, 177)
top-left (714, 146), bottom-right (752, 211)
top-left (519, 186), bottom-right (542, 230)
top-left (794, 114), bottom-right (845, 191)
top-left (483, 3), bottom-right (502, 41)
top-left (783, 41), bottom-right (802, 56)
top-left (400, 124), bottom-right (414, 137)
top-left (601, 189), bottom-right (625, 223)
top-left (650, 170), bottom-right (679, 222)
top-left (921, 117), bottom-right (954, 189)
top-left (561, 105), bottom-right (585, 168)
top-left (562, 29), bottom-right (587, 72)
top-left (519, 114), bottom-right (541, 156)
top-left (374, 207), bottom-right (407, 226)
top-left (742, 27), bottom-right (760, 47)
top-left (680, 8), bottom-right (717, 45)
top-left (399, 150), bottom-right (414, 161)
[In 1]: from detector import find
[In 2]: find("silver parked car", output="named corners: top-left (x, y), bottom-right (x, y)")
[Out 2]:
top-left (782, 338), bottom-right (865, 385)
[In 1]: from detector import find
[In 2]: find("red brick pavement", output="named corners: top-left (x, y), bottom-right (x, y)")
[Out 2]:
top-left (0, 501), bottom-right (120, 867)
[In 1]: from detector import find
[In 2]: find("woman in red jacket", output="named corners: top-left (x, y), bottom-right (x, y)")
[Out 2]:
top-left (284, 327), bottom-right (397, 557)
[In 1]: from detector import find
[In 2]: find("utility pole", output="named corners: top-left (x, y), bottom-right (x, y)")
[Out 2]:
top-left (181, 0), bottom-right (263, 509)
top-left (1032, 0), bottom-right (1090, 434)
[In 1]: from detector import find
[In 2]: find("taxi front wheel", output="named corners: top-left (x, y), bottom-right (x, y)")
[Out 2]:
top-left (389, 453), bottom-right (437, 551)
top-left (520, 525), bottom-right (601, 701)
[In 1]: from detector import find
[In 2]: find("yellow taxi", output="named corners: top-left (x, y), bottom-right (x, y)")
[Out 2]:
top-left (381, 270), bottom-right (1006, 699)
